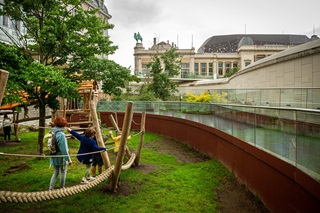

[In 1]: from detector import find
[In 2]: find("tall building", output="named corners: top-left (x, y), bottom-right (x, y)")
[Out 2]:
top-left (134, 34), bottom-right (317, 79)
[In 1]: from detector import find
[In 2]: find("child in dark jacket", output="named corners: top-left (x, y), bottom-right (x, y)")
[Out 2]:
top-left (67, 127), bottom-right (106, 184)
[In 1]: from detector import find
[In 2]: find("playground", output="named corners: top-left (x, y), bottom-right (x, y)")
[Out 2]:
top-left (0, 69), bottom-right (269, 212)
top-left (0, 129), bottom-right (268, 212)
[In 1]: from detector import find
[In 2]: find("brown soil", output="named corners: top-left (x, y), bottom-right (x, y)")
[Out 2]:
top-left (131, 139), bottom-right (270, 213)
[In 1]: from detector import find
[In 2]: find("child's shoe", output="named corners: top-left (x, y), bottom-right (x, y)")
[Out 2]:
top-left (87, 176), bottom-right (96, 181)
top-left (81, 178), bottom-right (89, 184)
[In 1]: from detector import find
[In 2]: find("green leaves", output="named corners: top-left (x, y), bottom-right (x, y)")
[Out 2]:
top-left (147, 49), bottom-right (181, 100)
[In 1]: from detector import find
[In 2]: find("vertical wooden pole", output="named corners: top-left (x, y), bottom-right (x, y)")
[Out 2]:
top-left (90, 99), bottom-right (111, 168)
top-left (135, 112), bottom-right (146, 166)
top-left (0, 69), bottom-right (9, 105)
top-left (109, 114), bottom-right (132, 158)
top-left (108, 114), bottom-right (120, 132)
top-left (13, 110), bottom-right (20, 141)
top-left (111, 101), bottom-right (133, 192)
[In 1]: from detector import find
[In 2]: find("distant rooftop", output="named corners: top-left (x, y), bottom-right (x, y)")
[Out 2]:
top-left (198, 34), bottom-right (311, 53)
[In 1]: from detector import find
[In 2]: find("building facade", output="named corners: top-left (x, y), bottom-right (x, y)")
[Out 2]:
top-left (134, 34), bottom-right (316, 79)
top-left (0, 0), bottom-right (111, 50)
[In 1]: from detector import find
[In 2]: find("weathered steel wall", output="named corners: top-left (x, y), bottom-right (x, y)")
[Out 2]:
top-left (100, 111), bottom-right (320, 212)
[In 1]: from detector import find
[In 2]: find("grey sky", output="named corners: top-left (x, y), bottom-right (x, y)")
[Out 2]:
top-left (107, 0), bottom-right (320, 70)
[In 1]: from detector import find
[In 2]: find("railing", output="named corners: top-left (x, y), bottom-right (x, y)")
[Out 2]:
top-left (97, 101), bottom-right (320, 181)
top-left (177, 88), bottom-right (320, 110)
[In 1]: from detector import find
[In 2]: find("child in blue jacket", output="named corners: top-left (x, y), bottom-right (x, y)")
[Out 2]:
top-left (67, 127), bottom-right (106, 184)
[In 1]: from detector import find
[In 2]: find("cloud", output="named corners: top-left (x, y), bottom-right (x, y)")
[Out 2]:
top-left (108, 0), bottom-right (165, 29)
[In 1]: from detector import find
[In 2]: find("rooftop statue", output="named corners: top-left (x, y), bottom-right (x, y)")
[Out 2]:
top-left (134, 32), bottom-right (143, 43)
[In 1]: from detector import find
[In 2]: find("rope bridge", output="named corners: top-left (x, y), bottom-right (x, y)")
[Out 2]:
top-left (0, 153), bottom-right (136, 203)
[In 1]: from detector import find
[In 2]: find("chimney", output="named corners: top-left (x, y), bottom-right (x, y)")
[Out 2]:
top-left (153, 38), bottom-right (156, 45)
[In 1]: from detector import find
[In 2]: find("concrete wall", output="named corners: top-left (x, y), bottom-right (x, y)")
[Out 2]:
top-left (100, 111), bottom-right (320, 212)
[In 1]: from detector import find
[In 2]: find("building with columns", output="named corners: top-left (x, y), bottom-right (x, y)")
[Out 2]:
top-left (134, 34), bottom-right (317, 79)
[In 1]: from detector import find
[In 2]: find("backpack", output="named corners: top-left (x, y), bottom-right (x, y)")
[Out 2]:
top-left (43, 131), bottom-right (61, 155)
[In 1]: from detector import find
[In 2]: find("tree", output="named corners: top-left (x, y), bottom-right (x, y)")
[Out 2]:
top-left (0, 0), bottom-right (135, 154)
top-left (147, 48), bottom-right (180, 101)
top-left (0, 42), bottom-right (31, 105)
top-left (224, 67), bottom-right (239, 78)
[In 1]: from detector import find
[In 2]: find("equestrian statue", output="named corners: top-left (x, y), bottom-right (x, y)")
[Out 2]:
top-left (134, 32), bottom-right (143, 43)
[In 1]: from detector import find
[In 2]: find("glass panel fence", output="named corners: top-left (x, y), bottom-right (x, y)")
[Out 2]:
top-left (97, 101), bottom-right (320, 181)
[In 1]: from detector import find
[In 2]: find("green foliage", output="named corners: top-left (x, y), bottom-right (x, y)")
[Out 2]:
top-left (211, 91), bottom-right (228, 103)
top-left (186, 91), bottom-right (228, 103)
top-left (0, 0), bottom-right (138, 153)
top-left (0, 43), bottom-right (32, 104)
top-left (186, 91), bottom-right (211, 102)
top-left (224, 67), bottom-right (239, 78)
top-left (24, 62), bottom-right (80, 108)
top-left (147, 49), bottom-right (181, 101)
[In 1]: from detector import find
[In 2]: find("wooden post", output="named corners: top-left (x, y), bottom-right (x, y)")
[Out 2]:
top-left (111, 101), bottom-right (133, 192)
top-left (108, 114), bottom-right (120, 132)
top-left (0, 69), bottom-right (9, 105)
top-left (13, 110), bottom-right (20, 141)
top-left (135, 112), bottom-right (146, 166)
top-left (90, 100), bottom-right (111, 168)
top-left (109, 114), bottom-right (132, 158)
top-left (114, 112), bottom-right (118, 128)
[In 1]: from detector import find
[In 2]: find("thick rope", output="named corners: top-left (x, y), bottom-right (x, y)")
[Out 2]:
top-left (0, 147), bottom-right (118, 158)
top-left (0, 153), bottom-right (136, 203)
top-left (121, 153), bottom-right (136, 170)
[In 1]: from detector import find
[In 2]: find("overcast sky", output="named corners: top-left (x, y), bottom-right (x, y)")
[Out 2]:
top-left (106, 0), bottom-right (320, 70)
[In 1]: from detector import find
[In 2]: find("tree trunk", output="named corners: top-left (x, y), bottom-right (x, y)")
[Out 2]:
top-left (37, 97), bottom-right (47, 155)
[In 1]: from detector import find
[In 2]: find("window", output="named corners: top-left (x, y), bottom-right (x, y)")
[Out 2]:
top-left (72, 9), bottom-right (78, 15)
top-left (181, 63), bottom-right (189, 78)
top-left (233, 62), bottom-right (238, 68)
top-left (1, 4), bottom-right (8, 27)
top-left (2, 16), bottom-right (8, 26)
top-left (201, 63), bottom-right (207, 76)
top-left (218, 62), bottom-right (223, 76)
top-left (194, 63), bottom-right (199, 75)
top-left (255, 55), bottom-right (266, 61)
top-left (209, 63), bottom-right (213, 76)
top-left (225, 62), bottom-right (231, 72)
top-left (141, 63), bottom-right (150, 77)
top-left (244, 60), bottom-right (251, 67)
top-left (0, 4), bottom-right (2, 25)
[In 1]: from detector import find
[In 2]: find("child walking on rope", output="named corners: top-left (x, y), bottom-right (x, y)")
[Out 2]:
top-left (49, 116), bottom-right (72, 190)
top-left (109, 130), bottom-right (132, 155)
top-left (67, 127), bottom-right (106, 184)
top-left (91, 136), bottom-right (105, 177)
top-left (2, 114), bottom-right (12, 141)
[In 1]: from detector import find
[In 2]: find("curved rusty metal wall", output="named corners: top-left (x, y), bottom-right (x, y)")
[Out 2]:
top-left (100, 111), bottom-right (320, 212)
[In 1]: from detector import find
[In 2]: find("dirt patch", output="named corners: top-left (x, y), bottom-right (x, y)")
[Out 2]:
top-left (4, 162), bottom-right (30, 176)
top-left (142, 138), bottom-right (270, 213)
top-left (144, 139), bottom-right (210, 163)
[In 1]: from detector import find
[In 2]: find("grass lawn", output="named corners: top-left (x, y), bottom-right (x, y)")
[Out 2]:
top-left (0, 129), bottom-right (237, 212)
